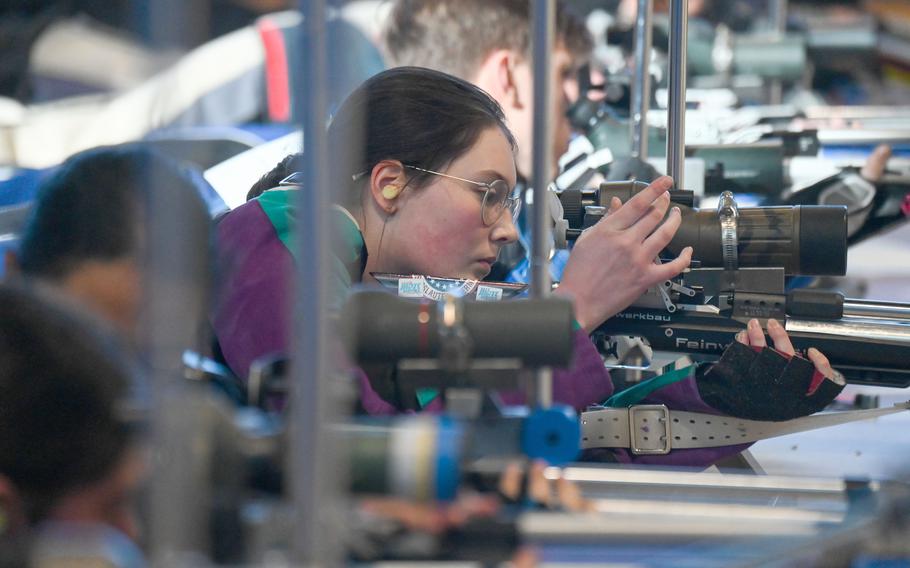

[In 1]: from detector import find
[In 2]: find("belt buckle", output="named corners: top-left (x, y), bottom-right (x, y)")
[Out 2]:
top-left (629, 404), bottom-right (671, 455)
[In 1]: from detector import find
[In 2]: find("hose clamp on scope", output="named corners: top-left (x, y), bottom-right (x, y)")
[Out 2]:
top-left (717, 191), bottom-right (739, 270)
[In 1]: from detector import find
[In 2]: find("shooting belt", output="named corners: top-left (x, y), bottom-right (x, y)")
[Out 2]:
top-left (580, 401), bottom-right (910, 455)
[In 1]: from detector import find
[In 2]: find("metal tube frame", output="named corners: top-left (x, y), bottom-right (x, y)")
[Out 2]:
top-left (145, 145), bottom-right (213, 565)
top-left (666, 0), bottom-right (688, 189)
top-left (631, 0), bottom-right (653, 160)
top-left (289, 0), bottom-right (344, 564)
top-left (143, 1), bottom-right (218, 562)
top-left (530, 0), bottom-right (555, 408)
top-left (530, 0), bottom-right (554, 300)
top-left (768, 0), bottom-right (788, 104)
top-left (769, 0), bottom-right (788, 34)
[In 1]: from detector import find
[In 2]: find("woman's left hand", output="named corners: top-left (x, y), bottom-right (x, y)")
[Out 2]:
top-left (736, 318), bottom-right (845, 386)
top-left (697, 318), bottom-right (846, 421)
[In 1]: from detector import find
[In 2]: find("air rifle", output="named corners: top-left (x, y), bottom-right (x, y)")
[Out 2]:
top-left (557, 180), bottom-right (910, 387)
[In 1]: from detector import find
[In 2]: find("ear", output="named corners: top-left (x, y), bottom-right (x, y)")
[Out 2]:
top-left (474, 49), bottom-right (524, 110)
top-left (0, 475), bottom-right (26, 535)
top-left (367, 160), bottom-right (408, 214)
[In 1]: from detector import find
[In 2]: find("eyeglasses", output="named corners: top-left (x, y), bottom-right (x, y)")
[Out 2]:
top-left (404, 165), bottom-right (521, 226)
top-left (278, 172), bottom-right (305, 186)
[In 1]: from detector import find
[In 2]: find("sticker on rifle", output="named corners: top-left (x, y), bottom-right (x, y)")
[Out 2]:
top-left (398, 277), bottom-right (425, 298)
top-left (423, 277), bottom-right (477, 301)
top-left (476, 285), bottom-right (503, 302)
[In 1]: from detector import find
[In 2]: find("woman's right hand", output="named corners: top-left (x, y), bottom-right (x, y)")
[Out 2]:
top-left (555, 175), bottom-right (692, 332)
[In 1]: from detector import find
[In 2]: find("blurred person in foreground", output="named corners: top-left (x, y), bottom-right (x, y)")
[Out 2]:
top-left (0, 285), bottom-right (145, 561)
top-left (8, 144), bottom-right (216, 339)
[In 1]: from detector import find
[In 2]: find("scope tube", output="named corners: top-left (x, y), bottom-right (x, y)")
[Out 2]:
top-left (668, 205), bottom-right (847, 275)
top-left (344, 417), bottom-right (465, 502)
top-left (574, 181), bottom-right (848, 275)
top-left (343, 291), bottom-right (575, 368)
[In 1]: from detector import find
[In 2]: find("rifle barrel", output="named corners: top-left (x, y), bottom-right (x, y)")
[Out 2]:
top-left (788, 316), bottom-right (910, 346)
top-left (843, 300), bottom-right (910, 321)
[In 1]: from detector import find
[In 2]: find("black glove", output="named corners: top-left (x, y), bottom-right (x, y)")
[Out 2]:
top-left (696, 342), bottom-right (845, 422)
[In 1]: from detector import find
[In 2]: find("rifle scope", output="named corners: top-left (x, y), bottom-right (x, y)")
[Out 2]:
top-left (558, 180), bottom-right (847, 276)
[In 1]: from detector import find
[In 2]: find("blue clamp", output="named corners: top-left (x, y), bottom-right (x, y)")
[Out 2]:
top-left (521, 405), bottom-right (580, 466)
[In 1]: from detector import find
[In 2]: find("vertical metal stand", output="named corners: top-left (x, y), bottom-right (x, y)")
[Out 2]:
top-left (142, 2), bottom-right (218, 563)
top-left (631, 0), bottom-right (653, 160)
top-left (530, 0), bottom-right (555, 408)
top-left (289, 0), bottom-right (344, 564)
top-left (768, 0), bottom-right (788, 105)
top-left (769, 0), bottom-right (788, 40)
top-left (530, 0), bottom-right (554, 301)
top-left (666, 0), bottom-right (688, 189)
top-left (143, 148), bottom-right (216, 565)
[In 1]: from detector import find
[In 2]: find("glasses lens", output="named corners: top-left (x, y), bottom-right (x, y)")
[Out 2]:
top-left (482, 180), bottom-right (513, 225)
top-left (279, 171), bottom-right (306, 186)
top-left (508, 194), bottom-right (521, 221)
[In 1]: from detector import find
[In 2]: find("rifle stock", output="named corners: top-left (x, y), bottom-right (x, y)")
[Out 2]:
top-left (595, 269), bottom-right (910, 387)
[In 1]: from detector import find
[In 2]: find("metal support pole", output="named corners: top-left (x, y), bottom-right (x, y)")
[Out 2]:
top-left (769, 0), bottom-right (788, 34)
top-left (290, 0), bottom-right (343, 564)
top-left (145, 164), bottom-right (214, 566)
top-left (530, 0), bottom-right (554, 300)
top-left (142, 1), bottom-right (218, 563)
top-left (666, 0), bottom-right (688, 189)
top-left (631, 0), bottom-right (653, 160)
top-left (530, 0), bottom-right (555, 408)
top-left (768, 0), bottom-right (788, 104)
